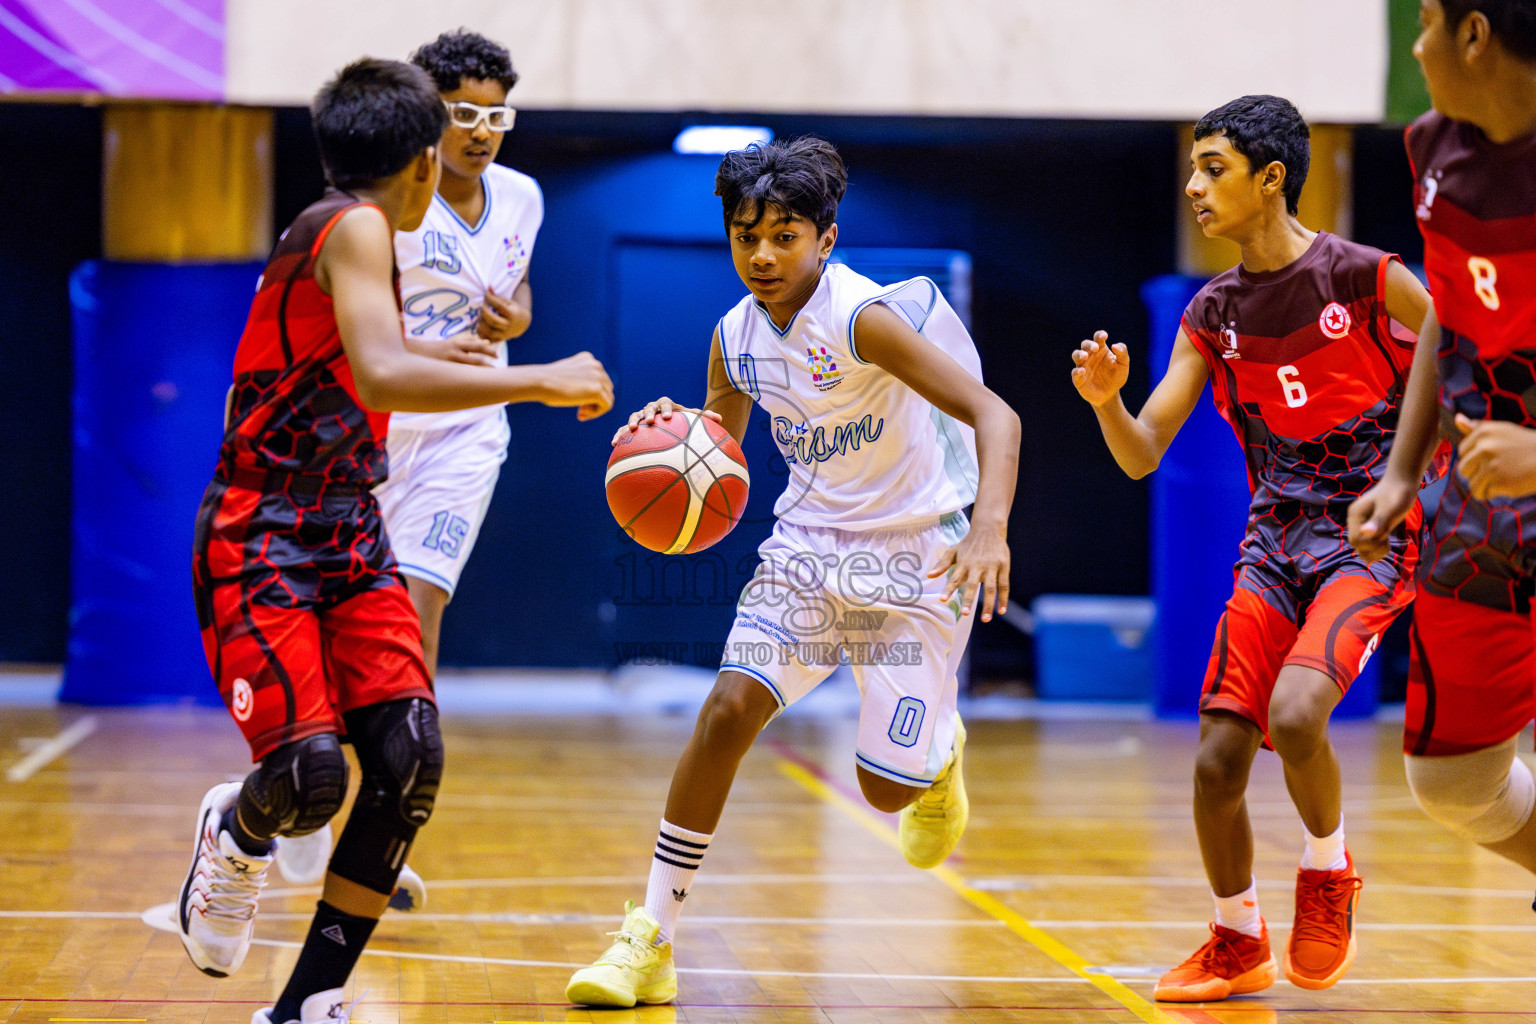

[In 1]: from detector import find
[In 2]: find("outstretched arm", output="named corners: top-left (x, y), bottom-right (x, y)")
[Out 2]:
top-left (853, 301), bottom-right (1021, 622)
top-left (1071, 328), bottom-right (1208, 479)
top-left (319, 207), bottom-right (611, 419)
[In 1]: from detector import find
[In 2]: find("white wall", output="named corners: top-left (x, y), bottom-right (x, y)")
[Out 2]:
top-left (227, 0), bottom-right (1388, 122)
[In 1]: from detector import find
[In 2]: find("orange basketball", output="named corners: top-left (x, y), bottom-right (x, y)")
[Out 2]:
top-left (605, 410), bottom-right (750, 554)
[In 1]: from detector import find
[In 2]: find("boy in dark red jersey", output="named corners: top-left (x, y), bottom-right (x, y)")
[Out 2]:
top-left (1073, 95), bottom-right (1433, 1002)
top-left (1350, 0), bottom-right (1536, 896)
top-left (175, 58), bottom-right (612, 1024)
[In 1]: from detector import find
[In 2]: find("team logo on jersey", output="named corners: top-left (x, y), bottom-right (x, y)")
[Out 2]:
top-left (1221, 325), bottom-right (1241, 360)
top-left (805, 346), bottom-right (844, 391)
top-left (502, 234), bottom-right (530, 280)
top-left (1417, 171), bottom-right (1441, 221)
top-left (231, 677), bottom-right (254, 722)
top-left (1319, 302), bottom-right (1352, 339)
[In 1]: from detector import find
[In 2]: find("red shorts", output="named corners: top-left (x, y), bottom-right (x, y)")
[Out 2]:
top-left (1202, 574), bottom-right (1411, 737)
top-left (193, 475), bottom-right (434, 761)
top-left (1404, 589), bottom-right (1536, 756)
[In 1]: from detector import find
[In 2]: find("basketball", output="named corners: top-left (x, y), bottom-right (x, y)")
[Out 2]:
top-left (605, 410), bottom-right (750, 554)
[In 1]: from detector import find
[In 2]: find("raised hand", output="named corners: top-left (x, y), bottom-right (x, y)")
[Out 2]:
top-left (1071, 330), bottom-right (1130, 408)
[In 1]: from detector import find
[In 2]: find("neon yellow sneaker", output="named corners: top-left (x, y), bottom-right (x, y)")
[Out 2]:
top-left (565, 900), bottom-right (677, 1007)
top-left (899, 715), bottom-right (968, 869)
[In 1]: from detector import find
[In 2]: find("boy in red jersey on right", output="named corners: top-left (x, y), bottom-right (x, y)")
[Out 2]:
top-left (175, 59), bottom-right (611, 1024)
top-left (1072, 95), bottom-right (1433, 1002)
top-left (1351, 0), bottom-right (1536, 894)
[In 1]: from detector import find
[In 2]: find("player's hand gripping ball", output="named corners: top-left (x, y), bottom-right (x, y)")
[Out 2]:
top-left (606, 409), bottom-right (750, 554)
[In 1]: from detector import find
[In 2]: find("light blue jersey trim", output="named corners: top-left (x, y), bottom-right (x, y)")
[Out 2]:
top-left (855, 750), bottom-right (939, 786)
top-left (932, 408), bottom-right (980, 505)
top-left (716, 318), bottom-right (739, 392)
top-left (396, 562), bottom-right (457, 598)
top-left (752, 300), bottom-right (802, 338)
top-left (721, 663), bottom-right (786, 708)
top-left (433, 177), bottom-right (492, 235)
top-left (847, 276), bottom-right (940, 364)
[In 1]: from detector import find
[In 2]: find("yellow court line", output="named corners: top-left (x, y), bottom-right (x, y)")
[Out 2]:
top-left (47, 1019), bottom-right (148, 1022)
top-left (775, 759), bottom-right (1178, 1024)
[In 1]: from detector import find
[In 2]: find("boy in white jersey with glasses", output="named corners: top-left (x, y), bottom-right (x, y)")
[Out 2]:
top-left (377, 29), bottom-right (541, 672)
top-left (275, 28), bottom-right (549, 907)
top-left (566, 136), bottom-right (1021, 1008)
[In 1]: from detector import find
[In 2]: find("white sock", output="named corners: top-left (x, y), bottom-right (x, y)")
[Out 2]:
top-left (1213, 879), bottom-right (1262, 938)
top-left (643, 819), bottom-right (712, 944)
top-left (1301, 819), bottom-right (1347, 871)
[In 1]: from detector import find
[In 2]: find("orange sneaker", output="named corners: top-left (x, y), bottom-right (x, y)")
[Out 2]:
top-left (1285, 851), bottom-right (1362, 990)
top-left (1154, 921), bottom-right (1278, 1002)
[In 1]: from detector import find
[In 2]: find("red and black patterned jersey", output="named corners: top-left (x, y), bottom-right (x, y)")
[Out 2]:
top-left (1182, 232), bottom-right (1416, 510)
top-left (220, 189), bottom-right (398, 486)
top-left (1407, 110), bottom-right (1536, 428)
top-left (1405, 112), bottom-right (1536, 613)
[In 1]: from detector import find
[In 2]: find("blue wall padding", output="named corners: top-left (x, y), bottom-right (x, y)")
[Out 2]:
top-left (1142, 275), bottom-right (1378, 719)
top-left (63, 260), bottom-right (258, 705)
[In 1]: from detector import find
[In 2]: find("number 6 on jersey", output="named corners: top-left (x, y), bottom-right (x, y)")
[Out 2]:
top-left (1277, 365), bottom-right (1308, 408)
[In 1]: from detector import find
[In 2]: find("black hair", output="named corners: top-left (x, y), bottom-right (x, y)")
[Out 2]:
top-left (715, 137), bottom-right (847, 235)
top-left (1193, 95), bottom-right (1310, 215)
top-left (1440, 0), bottom-right (1536, 61)
top-left (312, 58), bottom-right (448, 190)
top-left (410, 29), bottom-right (520, 93)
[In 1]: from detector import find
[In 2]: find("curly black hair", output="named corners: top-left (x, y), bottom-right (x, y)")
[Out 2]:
top-left (1194, 95), bottom-right (1310, 216)
top-left (715, 137), bottom-right (847, 235)
top-left (312, 58), bottom-right (448, 189)
top-left (410, 29), bottom-right (519, 93)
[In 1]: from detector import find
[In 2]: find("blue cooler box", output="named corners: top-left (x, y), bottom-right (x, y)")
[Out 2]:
top-left (1032, 594), bottom-right (1156, 701)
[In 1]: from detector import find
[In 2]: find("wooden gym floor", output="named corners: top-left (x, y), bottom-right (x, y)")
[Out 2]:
top-left (3, 683), bottom-right (1536, 1023)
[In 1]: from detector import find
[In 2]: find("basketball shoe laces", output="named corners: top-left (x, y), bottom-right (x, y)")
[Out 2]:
top-left (1291, 871), bottom-right (1362, 946)
top-left (595, 926), bottom-right (654, 968)
top-left (202, 834), bottom-right (267, 923)
top-left (1186, 925), bottom-right (1257, 975)
top-left (909, 763), bottom-right (954, 821)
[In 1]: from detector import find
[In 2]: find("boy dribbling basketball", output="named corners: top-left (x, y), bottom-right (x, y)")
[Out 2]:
top-left (565, 136), bottom-right (1021, 1008)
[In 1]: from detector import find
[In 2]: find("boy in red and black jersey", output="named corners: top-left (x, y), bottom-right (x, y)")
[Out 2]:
top-left (177, 58), bottom-right (613, 1023)
top-left (1351, 0), bottom-right (1536, 899)
top-left (1073, 95), bottom-right (1434, 1002)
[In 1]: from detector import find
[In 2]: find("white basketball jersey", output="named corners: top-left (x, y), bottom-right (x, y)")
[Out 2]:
top-left (716, 262), bottom-right (981, 531)
top-left (392, 162), bottom-right (543, 431)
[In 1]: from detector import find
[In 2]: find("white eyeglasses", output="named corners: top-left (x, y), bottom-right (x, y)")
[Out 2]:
top-left (442, 100), bottom-right (516, 132)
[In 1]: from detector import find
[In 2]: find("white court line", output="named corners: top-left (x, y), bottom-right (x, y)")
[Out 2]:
top-left (131, 902), bottom-right (1536, 986)
top-left (5, 717), bottom-right (97, 782)
top-left (88, 906), bottom-right (1536, 933)
top-left (259, 872), bottom-right (922, 900)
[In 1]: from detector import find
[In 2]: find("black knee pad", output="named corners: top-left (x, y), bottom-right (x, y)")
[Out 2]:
top-left (240, 732), bottom-right (348, 839)
top-left (330, 698), bottom-right (443, 894)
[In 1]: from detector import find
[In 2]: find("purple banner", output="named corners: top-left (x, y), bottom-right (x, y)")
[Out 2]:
top-left (0, 0), bottom-right (223, 100)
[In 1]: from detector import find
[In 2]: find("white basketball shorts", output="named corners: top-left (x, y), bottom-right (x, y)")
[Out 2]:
top-left (722, 511), bottom-right (973, 786)
top-left (374, 411), bottom-right (510, 598)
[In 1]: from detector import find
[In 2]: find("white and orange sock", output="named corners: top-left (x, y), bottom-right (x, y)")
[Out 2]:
top-left (1213, 879), bottom-right (1262, 938)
